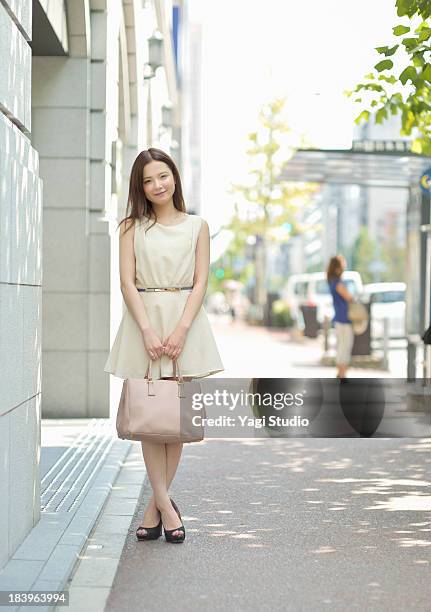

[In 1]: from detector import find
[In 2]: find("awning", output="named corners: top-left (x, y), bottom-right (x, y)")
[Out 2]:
top-left (280, 147), bottom-right (431, 188)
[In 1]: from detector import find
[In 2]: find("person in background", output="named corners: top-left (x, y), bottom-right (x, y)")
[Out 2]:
top-left (327, 255), bottom-right (354, 380)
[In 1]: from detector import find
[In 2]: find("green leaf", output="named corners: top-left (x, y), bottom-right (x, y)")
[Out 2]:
top-left (374, 59), bottom-right (394, 72)
top-left (378, 74), bottom-right (398, 84)
top-left (418, 140), bottom-right (431, 156)
top-left (376, 44), bottom-right (399, 56)
top-left (396, 0), bottom-right (411, 17)
top-left (392, 93), bottom-right (403, 102)
top-left (404, 109), bottom-right (416, 132)
top-left (363, 83), bottom-right (384, 92)
top-left (422, 63), bottom-right (431, 82)
top-left (393, 24), bottom-right (411, 36)
top-left (402, 37), bottom-right (420, 50)
top-left (399, 65), bottom-right (418, 84)
top-left (411, 138), bottom-right (423, 153)
top-left (418, 27), bottom-right (431, 41)
top-left (413, 53), bottom-right (425, 68)
top-left (375, 108), bottom-right (388, 124)
top-left (396, 0), bottom-right (431, 19)
top-left (355, 110), bottom-right (370, 125)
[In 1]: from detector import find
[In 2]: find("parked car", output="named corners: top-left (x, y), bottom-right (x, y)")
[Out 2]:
top-left (205, 291), bottom-right (231, 315)
top-left (362, 282), bottom-right (406, 339)
top-left (281, 271), bottom-right (364, 325)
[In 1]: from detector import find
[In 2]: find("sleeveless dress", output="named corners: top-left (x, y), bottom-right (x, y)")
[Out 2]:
top-left (103, 213), bottom-right (224, 380)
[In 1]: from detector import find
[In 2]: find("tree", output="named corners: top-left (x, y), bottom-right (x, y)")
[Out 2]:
top-left (347, 0), bottom-right (431, 154)
top-left (381, 231), bottom-right (406, 281)
top-left (227, 97), bottom-right (316, 322)
top-left (208, 204), bottom-right (256, 294)
top-left (351, 227), bottom-right (379, 284)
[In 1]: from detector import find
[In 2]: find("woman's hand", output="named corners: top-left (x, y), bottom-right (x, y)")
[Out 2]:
top-left (162, 324), bottom-right (188, 360)
top-left (142, 328), bottom-right (165, 361)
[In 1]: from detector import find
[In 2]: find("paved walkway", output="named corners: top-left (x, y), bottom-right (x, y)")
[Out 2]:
top-left (104, 437), bottom-right (431, 612)
top-left (0, 420), bottom-right (131, 612)
top-left (208, 318), bottom-right (407, 378)
top-left (1, 320), bottom-right (426, 611)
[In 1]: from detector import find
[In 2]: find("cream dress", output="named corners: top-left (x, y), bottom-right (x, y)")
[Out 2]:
top-left (103, 213), bottom-right (224, 380)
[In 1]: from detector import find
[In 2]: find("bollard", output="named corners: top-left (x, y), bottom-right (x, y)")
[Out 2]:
top-left (382, 317), bottom-right (389, 370)
top-left (423, 344), bottom-right (431, 386)
top-left (323, 315), bottom-right (330, 354)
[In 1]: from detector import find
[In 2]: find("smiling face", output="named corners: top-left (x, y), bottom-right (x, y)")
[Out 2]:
top-left (142, 160), bottom-right (176, 207)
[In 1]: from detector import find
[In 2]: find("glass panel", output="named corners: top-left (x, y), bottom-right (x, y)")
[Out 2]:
top-left (315, 280), bottom-right (330, 295)
top-left (371, 291), bottom-right (405, 303)
top-left (344, 279), bottom-right (359, 295)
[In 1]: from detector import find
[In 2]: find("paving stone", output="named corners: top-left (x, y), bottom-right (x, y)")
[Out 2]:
top-left (69, 557), bottom-right (120, 588)
top-left (66, 586), bottom-right (111, 612)
top-left (0, 559), bottom-right (45, 590)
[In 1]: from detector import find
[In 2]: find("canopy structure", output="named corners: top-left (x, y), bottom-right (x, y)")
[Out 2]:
top-left (279, 145), bottom-right (431, 189)
top-left (280, 143), bottom-right (431, 380)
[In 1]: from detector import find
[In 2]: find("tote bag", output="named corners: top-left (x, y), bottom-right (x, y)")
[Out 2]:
top-left (116, 358), bottom-right (205, 443)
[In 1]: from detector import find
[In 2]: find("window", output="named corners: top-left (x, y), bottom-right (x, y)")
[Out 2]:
top-left (295, 282), bottom-right (309, 297)
top-left (345, 279), bottom-right (359, 295)
top-left (315, 280), bottom-right (330, 295)
top-left (371, 291), bottom-right (405, 303)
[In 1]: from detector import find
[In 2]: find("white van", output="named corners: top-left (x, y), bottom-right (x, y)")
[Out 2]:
top-left (362, 282), bottom-right (406, 339)
top-left (282, 271), bottom-right (364, 325)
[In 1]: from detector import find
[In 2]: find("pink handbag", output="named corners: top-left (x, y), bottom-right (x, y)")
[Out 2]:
top-left (116, 358), bottom-right (205, 443)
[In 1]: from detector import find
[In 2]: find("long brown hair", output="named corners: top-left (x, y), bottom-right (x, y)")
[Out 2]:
top-left (326, 255), bottom-right (345, 282)
top-left (117, 148), bottom-right (186, 234)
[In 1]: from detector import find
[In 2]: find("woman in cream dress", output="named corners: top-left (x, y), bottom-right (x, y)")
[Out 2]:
top-left (104, 148), bottom-right (224, 543)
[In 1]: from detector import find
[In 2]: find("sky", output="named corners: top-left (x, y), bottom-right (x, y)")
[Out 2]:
top-left (193, 0), bottom-right (400, 232)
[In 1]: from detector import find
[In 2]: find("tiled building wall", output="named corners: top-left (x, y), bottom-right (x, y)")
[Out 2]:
top-left (0, 0), bottom-right (43, 570)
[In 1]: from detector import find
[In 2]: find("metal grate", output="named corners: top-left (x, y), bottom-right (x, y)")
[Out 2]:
top-left (41, 419), bottom-right (115, 513)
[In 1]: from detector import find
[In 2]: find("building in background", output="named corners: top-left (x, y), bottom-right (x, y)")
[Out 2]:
top-left (283, 115), bottom-right (409, 280)
top-left (178, 0), bottom-right (202, 215)
top-left (0, 0), bottom-right (182, 570)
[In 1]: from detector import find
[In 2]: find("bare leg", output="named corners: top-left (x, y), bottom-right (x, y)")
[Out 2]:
top-left (165, 441), bottom-right (183, 487)
top-left (137, 375), bottom-right (190, 537)
top-left (337, 364), bottom-right (348, 378)
top-left (139, 442), bottom-right (183, 515)
top-left (140, 442), bottom-right (181, 536)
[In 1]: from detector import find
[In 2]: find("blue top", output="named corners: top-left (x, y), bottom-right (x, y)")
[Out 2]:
top-left (328, 279), bottom-right (351, 323)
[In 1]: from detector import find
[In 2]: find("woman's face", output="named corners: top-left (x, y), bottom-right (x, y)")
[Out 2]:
top-left (142, 160), bottom-right (175, 206)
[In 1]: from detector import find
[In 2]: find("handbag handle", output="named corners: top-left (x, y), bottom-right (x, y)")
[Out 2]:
top-left (145, 357), bottom-right (184, 384)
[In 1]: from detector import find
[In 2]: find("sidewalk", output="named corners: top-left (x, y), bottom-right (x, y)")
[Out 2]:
top-left (1, 411), bottom-right (429, 610)
top-left (0, 319), bottom-right (425, 611)
top-left (209, 316), bottom-right (406, 378)
top-left (56, 442), bottom-right (143, 611)
top-left (105, 437), bottom-right (431, 611)
top-left (0, 420), bottom-right (132, 612)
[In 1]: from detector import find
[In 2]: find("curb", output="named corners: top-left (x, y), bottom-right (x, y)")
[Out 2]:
top-left (59, 443), bottom-right (145, 611)
top-left (0, 420), bottom-right (132, 612)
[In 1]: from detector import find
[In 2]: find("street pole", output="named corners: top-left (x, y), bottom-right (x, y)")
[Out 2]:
top-left (420, 222), bottom-right (431, 383)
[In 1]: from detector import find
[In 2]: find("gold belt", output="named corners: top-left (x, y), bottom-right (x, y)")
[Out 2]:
top-left (137, 286), bottom-right (193, 292)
